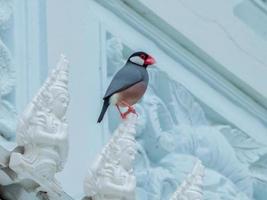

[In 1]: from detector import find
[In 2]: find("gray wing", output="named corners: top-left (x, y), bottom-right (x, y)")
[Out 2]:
top-left (103, 63), bottom-right (143, 99)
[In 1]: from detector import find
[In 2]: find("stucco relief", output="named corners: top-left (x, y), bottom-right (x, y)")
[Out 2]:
top-left (0, 0), bottom-right (16, 140)
top-left (0, 0), bottom-right (13, 30)
top-left (105, 34), bottom-right (267, 200)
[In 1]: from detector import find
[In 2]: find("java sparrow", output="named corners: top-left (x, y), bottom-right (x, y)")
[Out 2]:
top-left (97, 51), bottom-right (156, 123)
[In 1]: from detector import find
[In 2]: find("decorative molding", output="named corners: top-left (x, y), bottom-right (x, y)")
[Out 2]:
top-left (251, 0), bottom-right (267, 14)
top-left (8, 55), bottom-right (70, 199)
top-left (84, 114), bottom-right (137, 200)
top-left (170, 159), bottom-right (204, 200)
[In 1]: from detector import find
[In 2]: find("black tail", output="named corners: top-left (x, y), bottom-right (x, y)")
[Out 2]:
top-left (97, 99), bottom-right (109, 123)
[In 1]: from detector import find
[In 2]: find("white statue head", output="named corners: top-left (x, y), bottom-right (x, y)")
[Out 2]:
top-left (49, 88), bottom-right (69, 119)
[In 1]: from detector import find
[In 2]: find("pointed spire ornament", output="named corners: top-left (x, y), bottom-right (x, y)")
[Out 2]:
top-left (9, 55), bottom-right (71, 199)
top-left (170, 159), bottom-right (205, 200)
top-left (84, 114), bottom-right (138, 200)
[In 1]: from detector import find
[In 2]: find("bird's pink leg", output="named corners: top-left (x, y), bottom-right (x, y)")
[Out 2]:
top-left (116, 104), bottom-right (126, 119)
top-left (120, 101), bottom-right (138, 119)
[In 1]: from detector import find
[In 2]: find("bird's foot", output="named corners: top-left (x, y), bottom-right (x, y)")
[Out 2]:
top-left (121, 106), bottom-right (138, 119)
top-left (128, 106), bottom-right (137, 115)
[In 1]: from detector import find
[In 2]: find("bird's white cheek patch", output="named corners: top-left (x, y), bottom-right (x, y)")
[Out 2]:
top-left (130, 56), bottom-right (144, 66)
top-left (109, 93), bottom-right (119, 105)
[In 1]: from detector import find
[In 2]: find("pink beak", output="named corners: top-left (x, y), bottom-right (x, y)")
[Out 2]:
top-left (144, 55), bottom-right (156, 65)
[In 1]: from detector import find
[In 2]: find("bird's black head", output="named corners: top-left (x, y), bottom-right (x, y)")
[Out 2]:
top-left (128, 51), bottom-right (156, 68)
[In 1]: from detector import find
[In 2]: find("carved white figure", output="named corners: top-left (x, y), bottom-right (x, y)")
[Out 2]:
top-left (84, 114), bottom-right (137, 200)
top-left (9, 55), bottom-right (70, 186)
top-left (170, 159), bottom-right (204, 200)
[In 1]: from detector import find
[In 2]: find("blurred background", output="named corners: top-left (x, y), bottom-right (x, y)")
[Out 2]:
top-left (0, 0), bottom-right (267, 199)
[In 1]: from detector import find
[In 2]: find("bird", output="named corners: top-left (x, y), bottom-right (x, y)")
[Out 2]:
top-left (97, 51), bottom-right (156, 123)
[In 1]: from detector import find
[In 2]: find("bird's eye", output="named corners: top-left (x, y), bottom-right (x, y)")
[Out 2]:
top-left (140, 54), bottom-right (145, 59)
